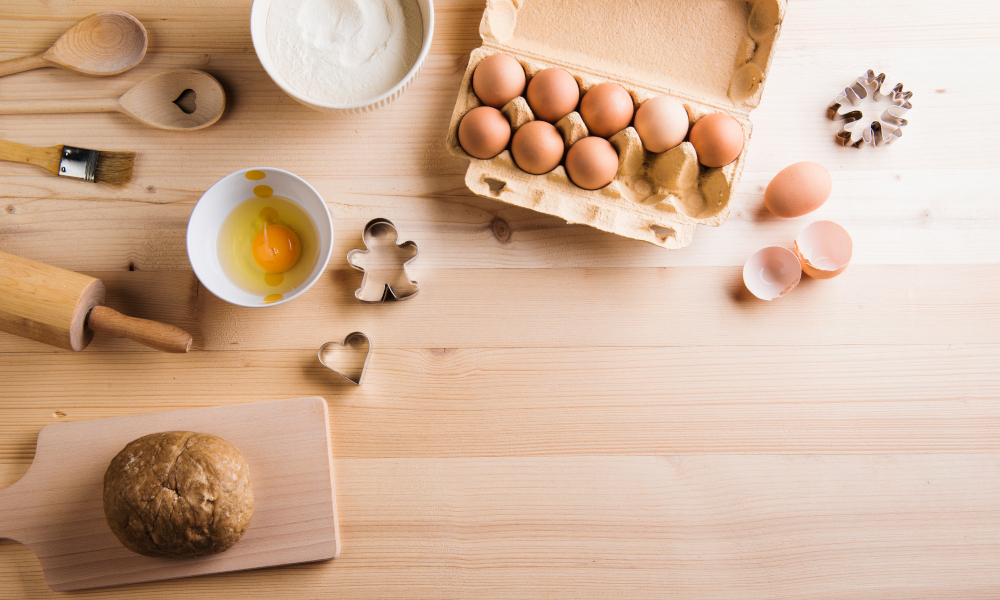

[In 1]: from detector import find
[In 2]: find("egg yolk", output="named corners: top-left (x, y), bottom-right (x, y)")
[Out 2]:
top-left (252, 224), bottom-right (301, 273)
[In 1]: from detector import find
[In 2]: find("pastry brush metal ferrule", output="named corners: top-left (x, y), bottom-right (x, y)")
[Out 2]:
top-left (58, 146), bottom-right (99, 181)
top-left (0, 138), bottom-right (135, 184)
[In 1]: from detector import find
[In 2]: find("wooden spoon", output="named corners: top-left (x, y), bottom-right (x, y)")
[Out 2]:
top-left (0, 69), bottom-right (226, 131)
top-left (0, 11), bottom-right (147, 78)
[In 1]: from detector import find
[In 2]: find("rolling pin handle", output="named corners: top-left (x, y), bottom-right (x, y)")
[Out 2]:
top-left (86, 306), bottom-right (193, 353)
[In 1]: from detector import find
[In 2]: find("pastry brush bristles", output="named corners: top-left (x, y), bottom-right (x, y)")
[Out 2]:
top-left (93, 151), bottom-right (136, 184)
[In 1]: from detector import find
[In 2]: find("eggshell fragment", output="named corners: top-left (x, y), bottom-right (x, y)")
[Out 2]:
top-left (566, 136), bottom-right (618, 190)
top-left (579, 83), bottom-right (635, 138)
top-left (473, 54), bottom-right (526, 109)
top-left (511, 120), bottom-right (565, 175)
top-left (458, 106), bottom-right (511, 159)
top-left (743, 246), bottom-right (802, 300)
top-left (526, 68), bottom-right (580, 123)
top-left (764, 162), bottom-right (832, 218)
top-left (689, 113), bottom-right (744, 167)
top-left (793, 221), bottom-right (853, 279)
top-left (633, 96), bottom-right (689, 153)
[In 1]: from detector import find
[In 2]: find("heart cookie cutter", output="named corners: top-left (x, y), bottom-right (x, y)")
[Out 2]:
top-left (318, 331), bottom-right (371, 385)
top-left (346, 218), bottom-right (419, 303)
top-left (828, 69), bottom-right (912, 148)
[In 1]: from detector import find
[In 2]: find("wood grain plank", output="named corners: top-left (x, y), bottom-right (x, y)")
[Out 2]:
top-left (0, 265), bottom-right (997, 354)
top-left (2, 166), bottom-right (999, 271)
top-left (0, 265), bottom-right (994, 353)
top-left (3, 455), bottom-right (1000, 599)
top-left (2, 0), bottom-right (999, 597)
top-left (0, 345), bottom-right (997, 459)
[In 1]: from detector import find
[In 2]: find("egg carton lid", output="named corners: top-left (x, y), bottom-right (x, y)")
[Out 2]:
top-left (479, 0), bottom-right (785, 111)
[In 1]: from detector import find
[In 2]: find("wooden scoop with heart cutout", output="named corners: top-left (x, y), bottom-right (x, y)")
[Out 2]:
top-left (0, 69), bottom-right (226, 131)
top-left (0, 250), bottom-right (192, 353)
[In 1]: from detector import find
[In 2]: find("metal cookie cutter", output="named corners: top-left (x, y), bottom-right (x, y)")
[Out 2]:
top-left (346, 218), bottom-right (419, 303)
top-left (318, 332), bottom-right (371, 385)
top-left (828, 69), bottom-right (912, 148)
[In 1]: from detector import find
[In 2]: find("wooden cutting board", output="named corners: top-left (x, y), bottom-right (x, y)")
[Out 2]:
top-left (0, 396), bottom-right (339, 591)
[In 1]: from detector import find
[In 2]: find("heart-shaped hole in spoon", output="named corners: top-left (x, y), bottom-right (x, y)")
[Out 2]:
top-left (173, 89), bottom-right (197, 114)
top-left (318, 332), bottom-right (371, 385)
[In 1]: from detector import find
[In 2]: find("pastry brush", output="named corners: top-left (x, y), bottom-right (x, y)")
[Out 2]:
top-left (0, 139), bottom-right (135, 184)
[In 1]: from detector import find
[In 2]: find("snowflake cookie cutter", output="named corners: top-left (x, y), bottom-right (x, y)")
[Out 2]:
top-left (828, 69), bottom-right (912, 148)
top-left (346, 218), bottom-right (419, 303)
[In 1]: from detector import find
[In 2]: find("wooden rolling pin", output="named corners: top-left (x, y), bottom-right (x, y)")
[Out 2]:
top-left (0, 251), bottom-right (192, 353)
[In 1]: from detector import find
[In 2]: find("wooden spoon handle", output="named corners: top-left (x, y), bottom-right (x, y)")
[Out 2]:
top-left (87, 306), bottom-right (192, 353)
top-left (0, 53), bottom-right (50, 77)
top-left (0, 97), bottom-right (121, 115)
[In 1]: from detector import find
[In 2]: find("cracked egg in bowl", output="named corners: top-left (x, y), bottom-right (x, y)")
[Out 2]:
top-left (187, 168), bottom-right (333, 307)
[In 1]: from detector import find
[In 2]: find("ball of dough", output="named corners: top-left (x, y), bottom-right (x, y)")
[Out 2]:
top-left (103, 431), bottom-right (254, 558)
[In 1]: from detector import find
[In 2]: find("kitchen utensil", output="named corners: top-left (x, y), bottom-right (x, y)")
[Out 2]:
top-left (0, 250), bottom-right (192, 352)
top-left (187, 167), bottom-right (334, 308)
top-left (0, 396), bottom-right (340, 591)
top-left (0, 69), bottom-right (225, 131)
top-left (828, 69), bottom-right (912, 147)
top-left (346, 218), bottom-right (419, 302)
top-left (319, 331), bottom-right (372, 385)
top-left (0, 138), bottom-right (134, 184)
top-left (249, 0), bottom-right (434, 113)
top-left (0, 11), bottom-right (147, 78)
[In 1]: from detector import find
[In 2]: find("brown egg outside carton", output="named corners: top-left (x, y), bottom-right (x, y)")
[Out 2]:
top-left (472, 53), bottom-right (526, 109)
top-left (566, 136), bottom-right (619, 190)
top-left (511, 120), bottom-right (565, 175)
top-left (458, 106), bottom-right (511, 159)
top-left (634, 96), bottom-right (690, 153)
top-left (579, 82), bottom-right (634, 138)
top-left (689, 113), bottom-right (744, 168)
top-left (764, 161), bottom-right (832, 218)
top-left (526, 67), bottom-right (580, 123)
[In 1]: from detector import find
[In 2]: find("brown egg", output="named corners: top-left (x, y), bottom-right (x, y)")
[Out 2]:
top-left (764, 162), bottom-right (833, 218)
top-left (633, 96), bottom-right (689, 153)
top-left (511, 121), bottom-right (565, 175)
top-left (565, 136), bottom-right (619, 190)
top-left (458, 106), bottom-right (511, 159)
top-left (526, 68), bottom-right (580, 123)
top-left (579, 83), bottom-right (634, 138)
top-left (689, 113), bottom-right (744, 167)
top-left (472, 54), bottom-right (526, 109)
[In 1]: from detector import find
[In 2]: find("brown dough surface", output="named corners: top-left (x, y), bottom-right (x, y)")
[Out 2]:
top-left (103, 431), bottom-right (254, 558)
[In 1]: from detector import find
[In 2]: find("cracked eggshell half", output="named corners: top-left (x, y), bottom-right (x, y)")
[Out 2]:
top-left (793, 220), bottom-right (853, 279)
top-left (743, 246), bottom-right (802, 300)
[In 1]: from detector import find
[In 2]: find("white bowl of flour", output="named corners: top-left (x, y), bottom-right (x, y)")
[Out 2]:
top-left (251, 0), bottom-right (433, 113)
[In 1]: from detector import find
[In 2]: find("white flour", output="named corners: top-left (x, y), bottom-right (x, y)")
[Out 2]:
top-left (266, 0), bottom-right (422, 105)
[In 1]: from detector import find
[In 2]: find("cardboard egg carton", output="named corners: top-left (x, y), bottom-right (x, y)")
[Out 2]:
top-left (446, 0), bottom-right (786, 249)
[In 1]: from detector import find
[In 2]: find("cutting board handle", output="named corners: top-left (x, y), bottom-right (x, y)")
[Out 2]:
top-left (87, 306), bottom-right (192, 353)
top-left (0, 475), bottom-right (28, 543)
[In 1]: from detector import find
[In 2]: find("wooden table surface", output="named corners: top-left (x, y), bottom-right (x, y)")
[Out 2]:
top-left (2, 1), bottom-right (999, 598)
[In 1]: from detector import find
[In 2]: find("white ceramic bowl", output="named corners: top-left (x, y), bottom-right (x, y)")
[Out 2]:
top-left (250, 0), bottom-right (434, 114)
top-left (187, 168), bottom-right (333, 307)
